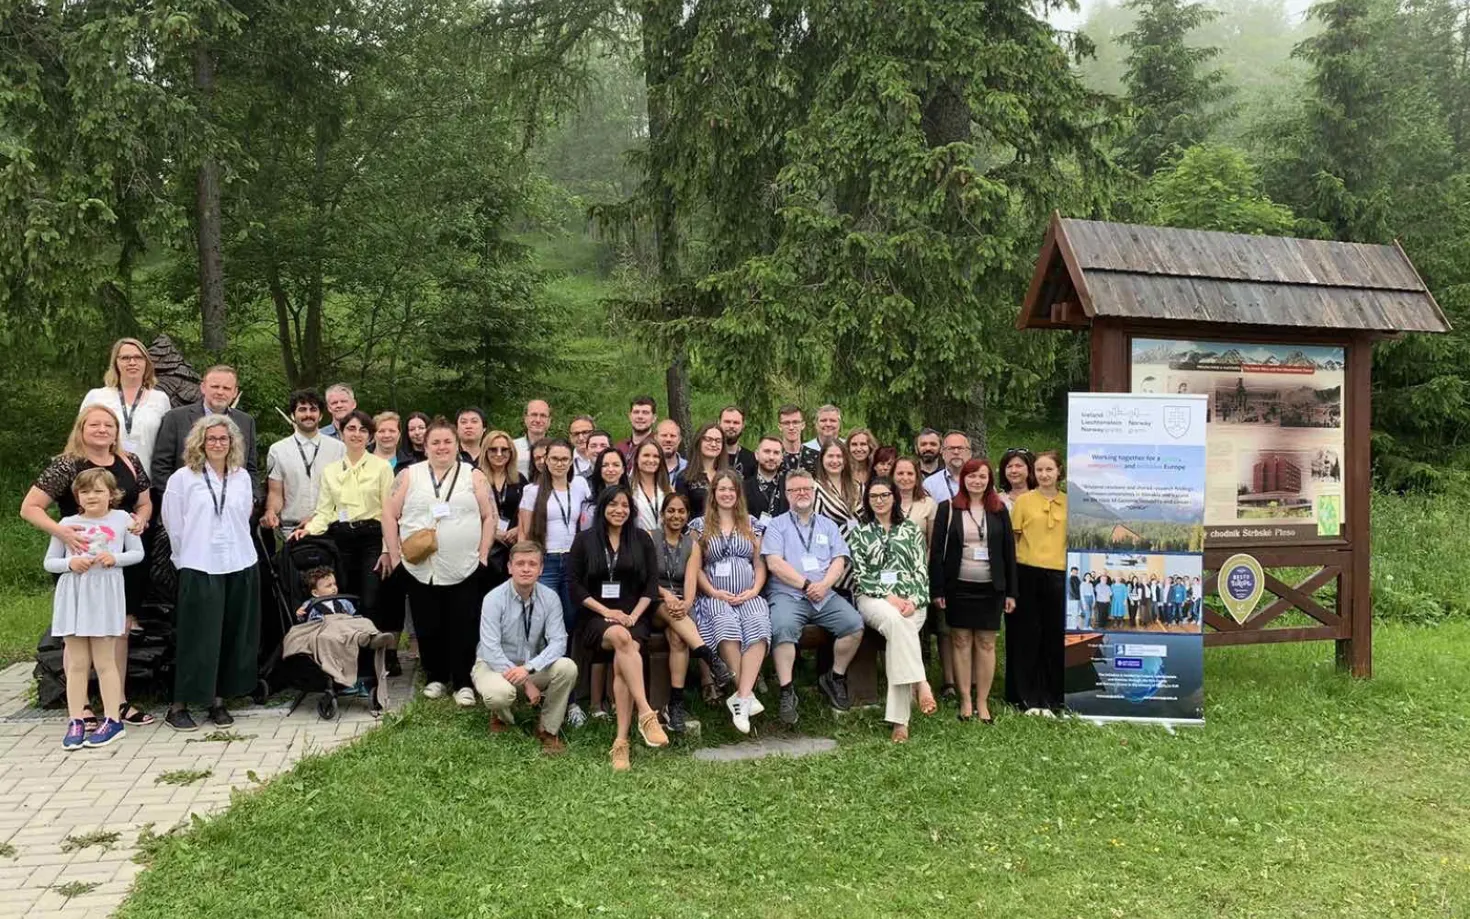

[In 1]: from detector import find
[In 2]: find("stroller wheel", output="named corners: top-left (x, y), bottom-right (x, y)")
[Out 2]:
top-left (317, 694), bottom-right (337, 720)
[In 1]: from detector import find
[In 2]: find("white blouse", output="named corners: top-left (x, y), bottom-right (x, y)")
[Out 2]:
top-left (399, 462), bottom-right (482, 586)
top-left (81, 387), bottom-right (172, 473)
top-left (161, 466), bottom-right (258, 575)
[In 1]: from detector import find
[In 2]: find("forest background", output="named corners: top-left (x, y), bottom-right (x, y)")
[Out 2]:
top-left (3, 0), bottom-right (1469, 649)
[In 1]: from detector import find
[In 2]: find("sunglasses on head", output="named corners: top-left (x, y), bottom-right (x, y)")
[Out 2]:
top-left (1003, 447), bottom-right (1034, 458)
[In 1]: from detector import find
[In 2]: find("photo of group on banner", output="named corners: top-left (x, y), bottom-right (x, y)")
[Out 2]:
top-left (1067, 554), bottom-right (1204, 633)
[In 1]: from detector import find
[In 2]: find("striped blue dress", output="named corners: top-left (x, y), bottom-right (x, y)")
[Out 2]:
top-left (689, 515), bottom-right (772, 651)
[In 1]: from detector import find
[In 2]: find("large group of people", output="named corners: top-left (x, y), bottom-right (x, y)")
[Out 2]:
top-left (24, 338), bottom-right (1073, 769)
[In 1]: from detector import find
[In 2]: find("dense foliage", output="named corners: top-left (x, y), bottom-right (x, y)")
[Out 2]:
top-left (2, 0), bottom-right (1467, 480)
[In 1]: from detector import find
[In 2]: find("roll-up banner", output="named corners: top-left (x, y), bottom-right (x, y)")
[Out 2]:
top-left (1064, 392), bottom-right (1209, 725)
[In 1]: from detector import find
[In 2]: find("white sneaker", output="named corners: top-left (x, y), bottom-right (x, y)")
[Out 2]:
top-left (728, 695), bottom-right (751, 734)
top-left (422, 681), bottom-right (447, 699)
top-left (747, 695), bottom-right (765, 717)
top-left (1041, 708), bottom-right (1058, 719)
top-left (1023, 707), bottom-right (1043, 716)
top-left (453, 687), bottom-right (477, 707)
top-left (565, 703), bottom-right (587, 728)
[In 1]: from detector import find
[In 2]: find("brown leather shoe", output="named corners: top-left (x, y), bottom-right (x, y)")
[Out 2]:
top-left (488, 715), bottom-right (507, 734)
top-left (536, 728), bottom-right (565, 755)
top-left (610, 739), bottom-right (631, 771)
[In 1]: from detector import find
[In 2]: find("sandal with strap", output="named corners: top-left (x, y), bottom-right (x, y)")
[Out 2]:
top-left (119, 701), bottom-right (155, 726)
top-left (80, 707), bottom-right (99, 733)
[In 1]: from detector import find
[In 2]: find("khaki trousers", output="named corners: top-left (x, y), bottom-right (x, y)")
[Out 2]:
top-left (470, 658), bottom-right (578, 734)
top-left (857, 596), bottom-right (928, 725)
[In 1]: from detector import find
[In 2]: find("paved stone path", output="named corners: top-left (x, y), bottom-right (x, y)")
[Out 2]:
top-left (0, 660), bottom-right (413, 918)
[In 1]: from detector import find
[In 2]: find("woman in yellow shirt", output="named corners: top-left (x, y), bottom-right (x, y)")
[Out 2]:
top-left (294, 410), bottom-right (395, 627)
top-left (1008, 450), bottom-right (1067, 715)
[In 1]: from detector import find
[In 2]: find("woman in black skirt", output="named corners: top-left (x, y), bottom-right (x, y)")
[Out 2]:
top-left (568, 484), bottom-right (670, 770)
top-left (929, 458), bottom-right (1017, 723)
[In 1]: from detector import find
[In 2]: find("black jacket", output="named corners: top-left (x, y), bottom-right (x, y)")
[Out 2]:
top-left (151, 402), bottom-right (260, 499)
top-left (928, 500), bottom-right (1018, 602)
top-left (743, 472), bottom-right (788, 518)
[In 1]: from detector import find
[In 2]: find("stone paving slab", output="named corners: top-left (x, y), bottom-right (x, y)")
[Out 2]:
top-left (691, 735), bottom-right (837, 763)
top-left (0, 660), bottom-right (414, 918)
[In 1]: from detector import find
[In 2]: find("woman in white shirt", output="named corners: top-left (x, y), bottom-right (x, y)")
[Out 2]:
top-left (628, 440), bottom-right (672, 533)
top-left (518, 439), bottom-right (592, 632)
top-left (383, 418), bottom-right (497, 706)
top-left (81, 338), bottom-right (173, 473)
top-left (161, 415), bottom-right (259, 732)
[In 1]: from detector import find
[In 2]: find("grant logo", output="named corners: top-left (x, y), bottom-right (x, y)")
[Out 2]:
top-left (1162, 404), bottom-right (1192, 439)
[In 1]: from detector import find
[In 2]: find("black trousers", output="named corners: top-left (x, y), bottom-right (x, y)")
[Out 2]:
top-left (328, 521), bottom-right (382, 620)
top-left (403, 574), bottom-right (481, 690)
top-left (1007, 564), bottom-right (1066, 711)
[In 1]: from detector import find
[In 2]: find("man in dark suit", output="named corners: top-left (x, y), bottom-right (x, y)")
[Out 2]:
top-left (151, 364), bottom-right (260, 497)
top-left (743, 436), bottom-right (789, 520)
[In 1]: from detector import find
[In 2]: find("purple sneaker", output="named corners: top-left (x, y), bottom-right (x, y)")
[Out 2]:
top-left (83, 718), bottom-right (126, 749)
top-left (61, 719), bottom-right (87, 751)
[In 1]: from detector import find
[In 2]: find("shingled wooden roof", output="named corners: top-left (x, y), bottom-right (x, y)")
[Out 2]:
top-left (1018, 214), bottom-right (1451, 334)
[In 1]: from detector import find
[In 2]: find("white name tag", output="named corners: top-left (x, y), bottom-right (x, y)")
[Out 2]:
top-left (714, 561), bottom-right (733, 578)
top-left (880, 570), bottom-right (899, 586)
top-left (338, 508), bottom-right (350, 523)
top-left (757, 513), bottom-right (772, 527)
top-left (970, 546), bottom-right (989, 561)
top-left (801, 554), bottom-right (822, 573)
top-left (431, 502), bottom-right (453, 520)
top-left (814, 533), bottom-right (829, 546)
top-left (601, 583), bottom-right (621, 600)
top-left (497, 517), bottom-right (510, 533)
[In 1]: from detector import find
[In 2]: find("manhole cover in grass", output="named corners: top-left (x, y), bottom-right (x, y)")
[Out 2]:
top-left (692, 736), bottom-right (837, 763)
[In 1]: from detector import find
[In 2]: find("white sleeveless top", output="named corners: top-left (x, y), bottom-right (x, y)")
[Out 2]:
top-left (400, 461), bottom-right (480, 586)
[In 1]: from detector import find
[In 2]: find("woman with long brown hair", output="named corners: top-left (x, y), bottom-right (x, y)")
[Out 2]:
top-left (81, 338), bottom-right (172, 472)
top-left (689, 471), bottom-right (770, 733)
top-left (676, 422), bottom-right (728, 520)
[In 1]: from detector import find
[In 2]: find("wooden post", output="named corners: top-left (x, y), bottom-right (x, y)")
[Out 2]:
top-left (1337, 335), bottom-right (1374, 677)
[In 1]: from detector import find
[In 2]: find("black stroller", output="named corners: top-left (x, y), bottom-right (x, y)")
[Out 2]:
top-left (255, 530), bottom-right (380, 720)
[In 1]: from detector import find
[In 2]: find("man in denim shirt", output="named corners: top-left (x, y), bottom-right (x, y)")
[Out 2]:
top-left (472, 541), bottom-right (578, 754)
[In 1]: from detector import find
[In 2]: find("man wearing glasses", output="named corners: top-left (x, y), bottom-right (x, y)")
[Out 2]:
top-left (776, 404), bottom-right (819, 475)
top-left (565, 415), bottom-right (596, 477)
top-left (513, 400), bottom-right (553, 478)
top-left (923, 431), bottom-right (972, 501)
top-left (761, 468), bottom-right (865, 723)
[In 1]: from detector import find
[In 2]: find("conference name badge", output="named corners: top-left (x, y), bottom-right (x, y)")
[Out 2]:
top-left (971, 547), bottom-right (989, 561)
top-left (714, 561), bottom-right (733, 578)
top-left (880, 570), bottom-right (898, 586)
top-left (431, 502), bottom-right (453, 520)
top-left (601, 583), bottom-right (621, 600)
top-left (801, 554), bottom-right (822, 572)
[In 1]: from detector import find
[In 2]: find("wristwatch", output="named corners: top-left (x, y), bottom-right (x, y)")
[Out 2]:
top-left (801, 579), bottom-right (811, 592)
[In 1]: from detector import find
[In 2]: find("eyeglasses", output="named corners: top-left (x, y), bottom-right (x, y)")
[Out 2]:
top-left (204, 435), bottom-right (231, 445)
top-left (868, 491), bottom-right (893, 500)
top-left (701, 437), bottom-right (723, 446)
top-left (787, 486), bottom-right (814, 494)
top-left (943, 444), bottom-right (971, 452)
top-left (547, 456), bottom-right (571, 464)
top-left (570, 430), bottom-right (591, 440)
top-left (117, 354), bottom-right (147, 363)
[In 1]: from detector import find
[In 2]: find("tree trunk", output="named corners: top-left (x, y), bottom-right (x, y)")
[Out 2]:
top-left (267, 265), bottom-right (301, 387)
top-left (642, 0), bottom-right (690, 440)
top-left (195, 39), bottom-right (226, 352)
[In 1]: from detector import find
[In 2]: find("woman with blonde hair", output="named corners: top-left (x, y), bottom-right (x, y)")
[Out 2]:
top-left (81, 338), bottom-right (172, 471)
top-left (371, 411), bottom-right (405, 470)
top-left (160, 415), bottom-right (259, 731)
top-left (22, 404), bottom-right (156, 726)
top-left (478, 429), bottom-right (527, 583)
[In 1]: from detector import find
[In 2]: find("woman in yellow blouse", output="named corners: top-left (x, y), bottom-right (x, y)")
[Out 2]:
top-left (1008, 450), bottom-right (1067, 715)
top-left (293, 410), bottom-right (395, 625)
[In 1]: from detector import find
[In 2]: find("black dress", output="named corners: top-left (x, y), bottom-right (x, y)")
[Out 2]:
top-left (929, 501), bottom-right (1018, 633)
top-left (569, 527), bottom-right (659, 662)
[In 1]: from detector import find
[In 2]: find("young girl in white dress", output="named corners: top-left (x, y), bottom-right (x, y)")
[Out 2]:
top-left (43, 468), bottom-right (144, 750)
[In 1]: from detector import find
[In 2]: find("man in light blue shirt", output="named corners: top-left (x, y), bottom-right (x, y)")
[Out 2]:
top-left (761, 468), bottom-right (864, 724)
top-left (801, 403), bottom-right (844, 452)
top-left (472, 542), bottom-right (578, 753)
top-left (922, 430), bottom-right (971, 501)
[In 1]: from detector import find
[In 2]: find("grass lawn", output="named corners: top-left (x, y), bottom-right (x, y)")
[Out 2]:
top-left (116, 622), bottom-right (1470, 919)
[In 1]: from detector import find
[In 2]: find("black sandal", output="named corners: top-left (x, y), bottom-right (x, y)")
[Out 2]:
top-left (119, 701), bottom-right (155, 726)
top-left (81, 707), bottom-right (99, 732)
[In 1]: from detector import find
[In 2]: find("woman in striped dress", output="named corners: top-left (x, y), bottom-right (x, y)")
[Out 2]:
top-left (813, 437), bottom-right (861, 594)
top-left (689, 471), bottom-right (770, 733)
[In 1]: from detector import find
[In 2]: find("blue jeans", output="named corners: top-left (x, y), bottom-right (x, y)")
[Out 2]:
top-left (539, 552), bottom-right (575, 630)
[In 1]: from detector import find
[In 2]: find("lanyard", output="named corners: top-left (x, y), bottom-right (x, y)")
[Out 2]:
top-left (603, 537), bottom-right (620, 578)
top-left (639, 481), bottom-right (662, 522)
top-left (875, 523), bottom-right (898, 570)
top-left (117, 387), bottom-right (143, 435)
top-left (549, 484), bottom-right (572, 531)
top-left (202, 467), bottom-right (228, 518)
top-left (295, 436), bottom-right (321, 479)
top-left (430, 462), bottom-right (461, 500)
top-left (660, 537), bottom-right (683, 585)
top-left (489, 475), bottom-right (507, 516)
top-left (758, 476), bottom-right (779, 507)
top-left (520, 596), bottom-right (535, 645)
top-left (794, 516), bottom-right (818, 553)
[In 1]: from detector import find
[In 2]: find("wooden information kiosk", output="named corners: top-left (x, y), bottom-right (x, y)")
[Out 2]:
top-left (1019, 215), bottom-right (1451, 676)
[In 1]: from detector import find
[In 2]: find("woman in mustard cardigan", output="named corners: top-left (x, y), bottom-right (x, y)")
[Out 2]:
top-left (1008, 451), bottom-right (1067, 715)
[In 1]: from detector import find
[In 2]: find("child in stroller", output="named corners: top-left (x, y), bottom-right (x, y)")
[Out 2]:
top-left (282, 567), bottom-right (397, 713)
